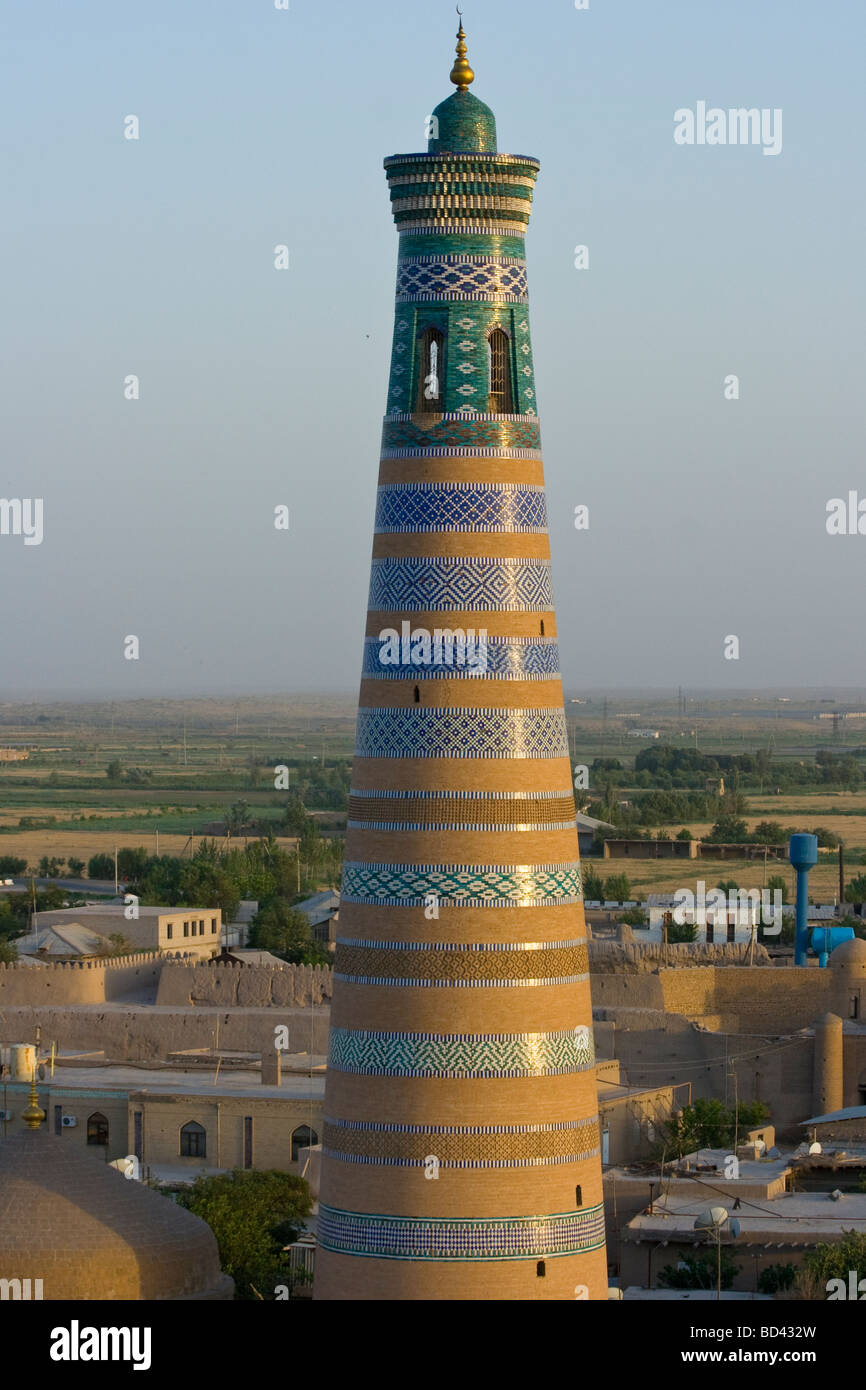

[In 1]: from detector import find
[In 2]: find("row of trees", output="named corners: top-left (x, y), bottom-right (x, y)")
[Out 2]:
top-left (633, 745), bottom-right (865, 791)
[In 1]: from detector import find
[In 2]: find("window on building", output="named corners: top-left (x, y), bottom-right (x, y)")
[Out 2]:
top-left (706, 921), bottom-right (714, 944)
top-left (244, 1115), bottom-right (253, 1169)
top-left (536, 1260), bottom-right (546, 1278)
top-left (166, 924), bottom-right (173, 940)
top-left (211, 918), bottom-right (217, 934)
top-left (487, 327), bottom-right (513, 412)
top-left (575, 1185), bottom-right (583, 1208)
top-left (413, 685), bottom-right (420, 704)
top-left (416, 327), bottom-right (445, 412)
top-left (180, 1120), bottom-right (206, 1158)
top-left (87, 1112), bottom-right (109, 1146)
top-left (183, 922), bottom-right (189, 937)
top-left (850, 994), bottom-right (860, 1020)
top-left (726, 920), bottom-right (736, 944)
top-left (291, 1124), bottom-right (319, 1163)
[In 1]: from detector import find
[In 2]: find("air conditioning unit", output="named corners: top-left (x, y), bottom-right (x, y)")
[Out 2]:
top-left (61, 1115), bottom-right (78, 1128)
top-left (0, 1109), bottom-right (13, 1121)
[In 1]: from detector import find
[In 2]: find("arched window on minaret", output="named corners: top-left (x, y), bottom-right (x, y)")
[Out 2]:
top-left (487, 327), bottom-right (513, 412)
top-left (417, 327), bottom-right (445, 412)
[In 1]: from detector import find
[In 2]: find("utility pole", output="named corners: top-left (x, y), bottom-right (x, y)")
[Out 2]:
top-left (114, 846), bottom-right (118, 896)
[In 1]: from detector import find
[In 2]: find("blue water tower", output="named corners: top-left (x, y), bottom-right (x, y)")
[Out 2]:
top-left (789, 833), bottom-right (818, 966)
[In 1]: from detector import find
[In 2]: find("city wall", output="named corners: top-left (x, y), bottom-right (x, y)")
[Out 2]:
top-left (0, 1004), bottom-right (330, 1060)
top-left (155, 960), bottom-right (334, 1009)
top-left (0, 953), bottom-right (167, 1005)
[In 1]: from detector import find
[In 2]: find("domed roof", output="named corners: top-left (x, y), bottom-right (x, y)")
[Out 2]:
top-left (830, 936), bottom-right (866, 969)
top-left (0, 1131), bottom-right (233, 1300)
top-left (428, 90), bottom-right (497, 154)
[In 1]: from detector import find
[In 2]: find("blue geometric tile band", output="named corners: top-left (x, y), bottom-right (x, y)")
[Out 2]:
top-left (339, 861), bottom-right (582, 907)
top-left (333, 938), bottom-right (589, 988)
top-left (317, 1204), bottom-right (605, 1261)
top-left (361, 634), bottom-right (560, 681)
top-left (354, 707), bottom-right (569, 760)
top-left (318, 1204), bottom-right (605, 1261)
top-left (327, 1027), bottom-right (595, 1078)
top-left (321, 1116), bottom-right (601, 1169)
top-left (374, 482), bottom-right (547, 534)
top-left (368, 557), bottom-right (553, 612)
top-left (395, 255), bottom-right (528, 303)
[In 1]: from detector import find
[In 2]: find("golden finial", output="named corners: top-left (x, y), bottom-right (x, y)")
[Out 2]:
top-left (22, 1068), bottom-right (45, 1130)
top-left (450, 9), bottom-right (475, 92)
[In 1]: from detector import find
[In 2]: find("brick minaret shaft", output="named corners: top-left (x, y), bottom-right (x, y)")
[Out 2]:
top-left (314, 23), bottom-right (607, 1300)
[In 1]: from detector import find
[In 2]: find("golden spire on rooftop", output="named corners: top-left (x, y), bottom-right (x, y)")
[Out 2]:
top-left (22, 1069), bottom-right (45, 1130)
top-left (450, 9), bottom-right (475, 91)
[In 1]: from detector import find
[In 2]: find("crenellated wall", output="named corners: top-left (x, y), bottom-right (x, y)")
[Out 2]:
top-left (0, 952), bottom-right (173, 1005)
top-left (155, 960), bottom-right (334, 1009)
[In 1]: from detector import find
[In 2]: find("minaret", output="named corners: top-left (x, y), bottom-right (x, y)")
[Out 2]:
top-left (314, 21), bottom-right (607, 1301)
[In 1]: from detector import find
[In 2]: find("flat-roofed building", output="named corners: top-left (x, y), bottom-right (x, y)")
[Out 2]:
top-left (36, 904), bottom-right (222, 958)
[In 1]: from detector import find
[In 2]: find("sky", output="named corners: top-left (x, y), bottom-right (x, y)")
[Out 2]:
top-left (1, 0), bottom-right (864, 697)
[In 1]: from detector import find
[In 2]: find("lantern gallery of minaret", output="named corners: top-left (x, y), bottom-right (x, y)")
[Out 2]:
top-left (314, 23), bottom-right (608, 1301)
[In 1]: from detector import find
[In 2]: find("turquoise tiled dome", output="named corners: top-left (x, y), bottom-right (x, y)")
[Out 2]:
top-left (428, 91), bottom-right (497, 154)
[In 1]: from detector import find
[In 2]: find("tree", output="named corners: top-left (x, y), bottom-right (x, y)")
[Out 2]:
top-left (226, 800), bottom-right (253, 836)
top-left (175, 1169), bottom-right (312, 1300)
top-left (582, 867), bottom-right (605, 902)
top-left (676, 828), bottom-right (692, 841)
top-left (604, 873), bottom-right (631, 903)
top-left (0, 939), bottom-right (18, 964)
top-left (705, 816), bottom-right (749, 844)
top-left (658, 1250), bottom-right (739, 1291)
top-left (766, 874), bottom-right (787, 895)
top-left (758, 1263), bottom-right (796, 1294)
top-left (88, 853), bottom-right (114, 880)
top-left (667, 920), bottom-right (697, 943)
top-left (799, 1231), bottom-right (866, 1298)
top-left (619, 907), bottom-right (647, 927)
top-left (751, 821), bottom-right (788, 845)
top-left (0, 856), bottom-right (27, 876)
top-left (845, 873), bottom-right (866, 902)
top-left (117, 847), bottom-right (148, 879)
top-left (656, 1098), bottom-right (770, 1158)
top-left (106, 759), bottom-right (124, 783)
top-left (248, 899), bottom-right (327, 964)
top-left (67, 858), bottom-right (85, 878)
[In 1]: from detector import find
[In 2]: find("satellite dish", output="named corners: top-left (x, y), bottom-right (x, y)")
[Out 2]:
top-left (808, 1141), bottom-right (822, 1155)
top-left (694, 1205), bottom-right (729, 1232)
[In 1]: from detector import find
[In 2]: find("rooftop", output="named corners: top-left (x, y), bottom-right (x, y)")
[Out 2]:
top-left (5, 1058), bottom-right (326, 1102)
top-left (625, 1190), bottom-right (866, 1244)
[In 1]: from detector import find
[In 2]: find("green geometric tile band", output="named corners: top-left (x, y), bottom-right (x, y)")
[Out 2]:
top-left (317, 1204), bottom-right (605, 1261)
top-left (327, 1027), bottom-right (595, 1078)
top-left (339, 861), bottom-right (582, 907)
top-left (333, 939), bottom-right (589, 988)
top-left (322, 1116), bottom-right (601, 1169)
top-left (354, 707), bottom-right (568, 761)
top-left (381, 413), bottom-right (541, 453)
